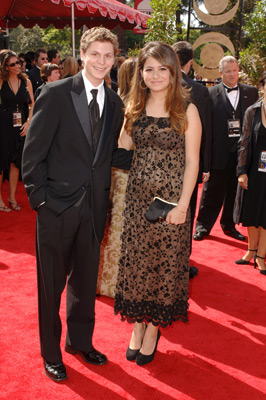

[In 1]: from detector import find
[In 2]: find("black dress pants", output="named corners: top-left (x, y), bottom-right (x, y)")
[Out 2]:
top-left (36, 192), bottom-right (100, 364)
top-left (195, 152), bottom-right (238, 235)
top-left (189, 182), bottom-right (198, 255)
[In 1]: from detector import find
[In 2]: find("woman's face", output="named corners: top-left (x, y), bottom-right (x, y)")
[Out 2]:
top-left (6, 56), bottom-right (21, 75)
top-left (141, 56), bottom-right (170, 95)
top-left (48, 69), bottom-right (60, 82)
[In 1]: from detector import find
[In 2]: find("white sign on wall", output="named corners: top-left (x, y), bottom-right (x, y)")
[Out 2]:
top-left (134, 0), bottom-right (152, 34)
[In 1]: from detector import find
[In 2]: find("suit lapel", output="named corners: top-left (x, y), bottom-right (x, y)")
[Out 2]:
top-left (217, 82), bottom-right (233, 117)
top-left (70, 72), bottom-right (93, 151)
top-left (93, 85), bottom-right (115, 165)
top-left (239, 84), bottom-right (249, 113)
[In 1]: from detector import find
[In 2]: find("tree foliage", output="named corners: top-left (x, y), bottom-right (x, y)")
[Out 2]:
top-left (145, 0), bottom-right (182, 44)
top-left (42, 25), bottom-right (80, 57)
top-left (9, 24), bottom-right (79, 58)
top-left (9, 25), bottom-right (45, 53)
top-left (239, 0), bottom-right (266, 86)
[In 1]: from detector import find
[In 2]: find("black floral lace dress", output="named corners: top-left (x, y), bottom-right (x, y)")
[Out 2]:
top-left (114, 111), bottom-right (190, 327)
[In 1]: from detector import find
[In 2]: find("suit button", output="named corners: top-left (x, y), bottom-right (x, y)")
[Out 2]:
top-left (92, 168), bottom-right (95, 172)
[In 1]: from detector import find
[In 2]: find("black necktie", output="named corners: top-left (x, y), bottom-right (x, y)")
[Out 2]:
top-left (223, 84), bottom-right (238, 93)
top-left (89, 89), bottom-right (100, 132)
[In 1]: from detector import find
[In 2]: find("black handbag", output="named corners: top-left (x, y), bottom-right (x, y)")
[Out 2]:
top-left (145, 197), bottom-right (177, 223)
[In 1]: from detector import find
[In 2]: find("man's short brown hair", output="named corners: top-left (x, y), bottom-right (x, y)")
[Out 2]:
top-left (80, 27), bottom-right (118, 54)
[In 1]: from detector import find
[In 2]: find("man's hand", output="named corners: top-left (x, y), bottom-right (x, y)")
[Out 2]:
top-left (238, 174), bottom-right (248, 190)
top-left (202, 172), bottom-right (210, 182)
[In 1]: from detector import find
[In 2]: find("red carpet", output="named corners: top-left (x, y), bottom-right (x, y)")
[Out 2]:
top-left (1, 181), bottom-right (266, 400)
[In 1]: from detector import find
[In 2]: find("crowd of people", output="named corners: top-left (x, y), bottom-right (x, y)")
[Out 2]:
top-left (0, 26), bottom-right (265, 382)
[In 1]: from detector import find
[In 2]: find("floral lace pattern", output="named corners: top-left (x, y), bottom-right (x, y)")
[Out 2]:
top-left (114, 111), bottom-right (190, 327)
top-left (97, 168), bottom-right (129, 298)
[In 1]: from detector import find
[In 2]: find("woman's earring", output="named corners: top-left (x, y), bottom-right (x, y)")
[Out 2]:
top-left (140, 79), bottom-right (147, 90)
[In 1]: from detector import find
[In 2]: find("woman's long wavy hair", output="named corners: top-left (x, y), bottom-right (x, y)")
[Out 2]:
top-left (61, 56), bottom-right (78, 79)
top-left (118, 57), bottom-right (137, 106)
top-left (125, 41), bottom-right (190, 135)
top-left (0, 50), bottom-right (27, 81)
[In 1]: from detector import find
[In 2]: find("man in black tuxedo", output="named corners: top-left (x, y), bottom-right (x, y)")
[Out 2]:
top-left (27, 48), bottom-right (48, 93)
top-left (22, 27), bottom-right (132, 382)
top-left (172, 41), bottom-right (212, 278)
top-left (193, 56), bottom-right (258, 241)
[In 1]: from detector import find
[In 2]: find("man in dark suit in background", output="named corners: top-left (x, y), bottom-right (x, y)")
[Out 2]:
top-left (193, 56), bottom-right (258, 241)
top-left (22, 27), bottom-right (132, 382)
top-left (27, 48), bottom-right (48, 93)
top-left (172, 41), bottom-right (212, 278)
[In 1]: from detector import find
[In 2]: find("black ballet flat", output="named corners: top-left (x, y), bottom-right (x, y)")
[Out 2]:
top-left (235, 249), bottom-right (257, 265)
top-left (136, 329), bottom-right (161, 366)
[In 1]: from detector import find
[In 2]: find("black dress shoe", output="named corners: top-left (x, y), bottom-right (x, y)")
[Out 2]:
top-left (136, 330), bottom-right (161, 366)
top-left (193, 231), bottom-right (208, 241)
top-left (223, 228), bottom-right (245, 241)
top-left (65, 346), bottom-right (108, 365)
top-left (189, 266), bottom-right (198, 278)
top-left (44, 361), bottom-right (67, 382)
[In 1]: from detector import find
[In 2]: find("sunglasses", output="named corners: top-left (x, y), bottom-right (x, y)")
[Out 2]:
top-left (41, 57), bottom-right (48, 61)
top-left (7, 61), bottom-right (21, 67)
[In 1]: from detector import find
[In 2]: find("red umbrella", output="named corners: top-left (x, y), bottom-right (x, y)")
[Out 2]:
top-left (0, 0), bottom-right (148, 29)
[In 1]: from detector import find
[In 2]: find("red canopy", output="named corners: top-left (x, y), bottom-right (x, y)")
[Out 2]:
top-left (0, 0), bottom-right (148, 30)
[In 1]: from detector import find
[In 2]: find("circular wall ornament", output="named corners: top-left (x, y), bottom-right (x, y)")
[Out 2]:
top-left (192, 32), bottom-right (235, 80)
top-left (193, 0), bottom-right (239, 26)
top-left (204, 0), bottom-right (228, 14)
top-left (200, 43), bottom-right (224, 69)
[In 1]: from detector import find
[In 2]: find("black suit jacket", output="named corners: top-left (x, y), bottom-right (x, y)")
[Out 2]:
top-left (209, 82), bottom-right (258, 170)
top-left (182, 72), bottom-right (212, 181)
top-left (28, 66), bottom-right (42, 94)
top-left (22, 71), bottom-right (132, 243)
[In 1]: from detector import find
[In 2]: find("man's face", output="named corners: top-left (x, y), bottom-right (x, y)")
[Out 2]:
top-left (52, 53), bottom-right (61, 65)
top-left (80, 41), bottom-right (115, 87)
top-left (220, 61), bottom-right (239, 87)
top-left (37, 52), bottom-right (48, 67)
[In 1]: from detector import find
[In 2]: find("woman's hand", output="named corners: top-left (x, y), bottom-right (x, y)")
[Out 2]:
top-left (20, 120), bottom-right (30, 136)
top-left (238, 174), bottom-right (248, 190)
top-left (166, 206), bottom-right (187, 225)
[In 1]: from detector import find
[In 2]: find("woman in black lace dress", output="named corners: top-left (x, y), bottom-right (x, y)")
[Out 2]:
top-left (234, 71), bottom-right (266, 275)
top-left (0, 50), bottom-right (34, 212)
top-left (114, 42), bottom-right (201, 365)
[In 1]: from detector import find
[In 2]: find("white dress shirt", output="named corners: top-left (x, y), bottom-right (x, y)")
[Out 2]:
top-left (82, 70), bottom-right (105, 117)
top-left (223, 83), bottom-right (239, 110)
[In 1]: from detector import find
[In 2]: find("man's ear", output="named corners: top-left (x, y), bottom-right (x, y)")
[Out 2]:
top-left (80, 50), bottom-right (84, 62)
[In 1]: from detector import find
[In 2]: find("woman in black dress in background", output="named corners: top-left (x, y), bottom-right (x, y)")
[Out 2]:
top-left (234, 71), bottom-right (266, 275)
top-left (0, 50), bottom-right (34, 212)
